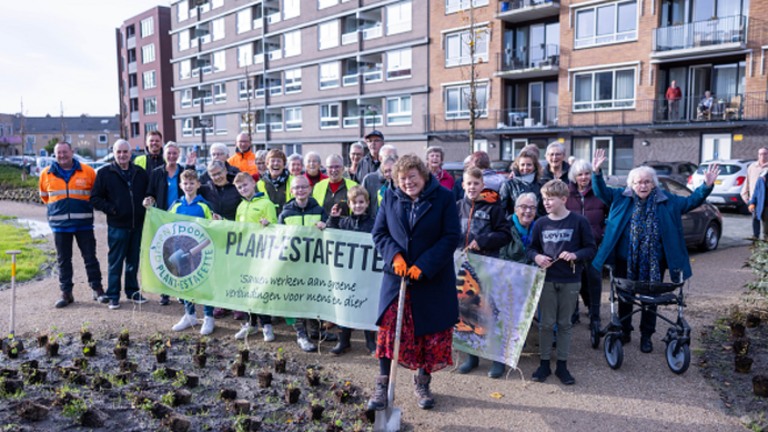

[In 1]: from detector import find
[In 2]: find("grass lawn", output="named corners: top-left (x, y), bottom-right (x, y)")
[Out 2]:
top-left (0, 165), bottom-right (38, 189)
top-left (0, 219), bottom-right (53, 283)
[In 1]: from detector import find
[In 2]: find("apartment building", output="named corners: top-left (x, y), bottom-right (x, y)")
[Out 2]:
top-left (116, 6), bottom-right (176, 149)
top-left (0, 114), bottom-right (21, 157)
top-left (429, 0), bottom-right (768, 171)
top-left (169, 0), bottom-right (428, 163)
top-left (11, 115), bottom-right (121, 158)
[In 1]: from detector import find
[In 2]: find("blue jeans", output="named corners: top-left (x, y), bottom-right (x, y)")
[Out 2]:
top-left (184, 301), bottom-right (214, 317)
top-left (753, 217), bottom-right (762, 239)
top-left (106, 226), bottom-right (141, 300)
top-left (53, 230), bottom-right (102, 293)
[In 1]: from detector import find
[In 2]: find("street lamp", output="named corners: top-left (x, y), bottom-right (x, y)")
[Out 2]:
top-left (366, 104), bottom-right (379, 136)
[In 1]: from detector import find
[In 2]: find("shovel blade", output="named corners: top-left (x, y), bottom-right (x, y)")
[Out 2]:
top-left (373, 407), bottom-right (401, 432)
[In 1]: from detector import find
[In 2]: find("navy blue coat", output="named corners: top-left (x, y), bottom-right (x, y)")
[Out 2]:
top-left (372, 174), bottom-right (461, 337)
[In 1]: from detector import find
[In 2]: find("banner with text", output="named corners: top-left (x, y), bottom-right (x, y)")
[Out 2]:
top-left (140, 208), bottom-right (383, 330)
top-left (453, 252), bottom-right (545, 369)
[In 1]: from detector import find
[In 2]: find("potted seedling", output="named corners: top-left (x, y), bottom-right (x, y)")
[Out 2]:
top-left (195, 336), bottom-right (208, 354)
top-left (5, 336), bottom-right (22, 359)
top-left (237, 343), bottom-right (250, 363)
top-left (149, 333), bottom-right (163, 351)
top-left (306, 368), bottom-right (321, 387)
top-left (119, 360), bottom-right (138, 373)
top-left (36, 328), bottom-right (48, 348)
top-left (192, 346), bottom-right (207, 368)
top-left (274, 348), bottom-right (286, 373)
top-left (25, 368), bottom-right (47, 385)
top-left (80, 322), bottom-right (92, 344)
top-left (73, 358), bottom-right (89, 369)
top-left (308, 398), bottom-right (325, 421)
top-left (735, 354), bottom-right (754, 373)
top-left (733, 338), bottom-right (750, 356)
top-left (285, 381), bottom-right (300, 404)
top-left (154, 344), bottom-right (168, 364)
top-left (729, 307), bottom-right (746, 338)
top-left (219, 388), bottom-right (237, 401)
top-left (113, 343), bottom-right (128, 361)
top-left (326, 418), bottom-right (344, 432)
top-left (118, 327), bottom-right (130, 346)
top-left (333, 387), bottom-right (351, 404)
top-left (46, 328), bottom-right (61, 357)
top-left (90, 374), bottom-right (111, 391)
top-left (753, 375), bottom-right (768, 397)
top-left (231, 355), bottom-right (246, 377)
top-left (746, 312), bottom-right (761, 328)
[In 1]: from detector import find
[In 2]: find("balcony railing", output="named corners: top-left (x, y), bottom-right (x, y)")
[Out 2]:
top-left (497, 45), bottom-right (559, 72)
top-left (255, 88), bottom-right (266, 98)
top-left (499, 106), bottom-right (559, 128)
top-left (342, 74), bottom-right (359, 86)
top-left (129, 86), bottom-right (138, 98)
top-left (342, 32), bottom-right (358, 45)
top-left (269, 85), bottom-right (282, 96)
top-left (256, 123), bottom-right (266, 132)
top-left (497, 0), bottom-right (557, 13)
top-left (266, 12), bottom-right (281, 24)
top-left (653, 15), bottom-right (747, 52)
top-left (363, 115), bottom-right (383, 126)
top-left (268, 50), bottom-right (282, 61)
top-left (362, 26), bottom-right (382, 40)
top-left (343, 116), bottom-right (360, 127)
top-left (253, 18), bottom-right (263, 29)
top-left (362, 70), bottom-right (383, 83)
top-left (254, 54), bottom-right (264, 64)
top-left (269, 122), bottom-right (283, 132)
top-left (193, 127), bottom-right (214, 136)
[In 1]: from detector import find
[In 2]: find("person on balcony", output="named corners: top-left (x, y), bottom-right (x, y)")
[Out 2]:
top-left (697, 91), bottom-right (714, 119)
top-left (665, 80), bottom-right (682, 120)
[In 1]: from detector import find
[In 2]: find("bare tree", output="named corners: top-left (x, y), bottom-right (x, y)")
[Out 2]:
top-left (459, 3), bottom-right (491, 155)
top-left (60, 102), bottom-right (68, 143)
top-left (243, 65), bottom-right (253, 140)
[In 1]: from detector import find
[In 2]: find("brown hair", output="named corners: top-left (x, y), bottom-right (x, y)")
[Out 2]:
top-left (347, 185), bottom-right (370, 203)
top-left (512, 150), bottom-right (543, 178)
top-left (180, 169), bottom-right (199, 182)
top-left (540, 179), bottom-right (569, 199)
top-left (146, 130), bottom-right (163, 140)
top-left (393, 154), bottom-right (430, 182)
top-left (469, 151), bottom-right (491, 169)
top-left (233, 172), bottom-right (255, 185)
top-left (266, 149), bottom-right (287, 165)
top-left (463, 167), bottom-right (483, 181)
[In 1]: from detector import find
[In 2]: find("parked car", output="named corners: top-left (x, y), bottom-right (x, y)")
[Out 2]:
top-left (688, 159), bottom-right (753, 214)
top-left (442, 162), bottom-right (465, 184)
top-left (32, 157), bottom-right (56, 177)
top-left (491, 161), bottom-right (511, 176)
top-left (640, 160), bottom-right (698, 184)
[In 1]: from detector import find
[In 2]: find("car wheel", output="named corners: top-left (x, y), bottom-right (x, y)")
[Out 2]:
top-left (699, 222), bottom-right (720, 252)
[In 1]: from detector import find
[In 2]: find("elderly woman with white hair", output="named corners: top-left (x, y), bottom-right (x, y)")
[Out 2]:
top-left (303, 151), bottom-right (328, 187)
top-left (312, 154), bottom-right (357, 216)
top-left (565, 159), bottom-right (608, 331)
top-left (199, 142), bottom-right (241, 185)
top-left (591, 150), bottom-right (719, 353)
top-left (287, 153), bottom-right (304, 177)
top-left (541, 142), bottom-right (569, 181)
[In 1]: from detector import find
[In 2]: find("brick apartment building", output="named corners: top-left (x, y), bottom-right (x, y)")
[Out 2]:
top-left (429, 0), bottom-right (768, 172)
top-left (11, 115), bottom-right (121, 158)
top-left (117, 6), bottom-right (176, 150)
top-left (168, 0), bottom-right (428, 162)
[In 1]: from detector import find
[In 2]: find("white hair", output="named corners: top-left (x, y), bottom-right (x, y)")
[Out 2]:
top-left (350, 142), bottom-right (364, 152)
top-left (210, 142), bottom-right (229, 156)
top-left (207, 159), bottom-right (226, 172)
top-left (515, 192), bottom-right (538, 208)
top-left (304, 151), bottom-right (321, 165)
top-left (627, 166), bottom-right (660, 189)
top-left (287, 153), bottom-right (303, 163)
top-left (254, 150), bottom-right (268, 159)
top-left (568, 159), bottom-right (592, 183)
top-left (380, 144), bottom-right (398, 157)
top-left (546, 142), bottom-right (565, 154)
top-left (112, 139), bottom-right (131, 152)
top-left (326, 153), bottom-right (343, 166)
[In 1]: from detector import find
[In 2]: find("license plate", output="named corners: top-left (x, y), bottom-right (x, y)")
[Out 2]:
top-left (714, 180), bottom-right (722, 185)
top-left (707, 196), bottom-right (725, 204)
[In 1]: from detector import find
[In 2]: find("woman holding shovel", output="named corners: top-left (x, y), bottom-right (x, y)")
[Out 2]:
top-left (370, 154), bottom-right (461, 411)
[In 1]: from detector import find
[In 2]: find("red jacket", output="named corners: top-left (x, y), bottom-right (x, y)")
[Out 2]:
top-left (666, 86), bottom-right (682, 100)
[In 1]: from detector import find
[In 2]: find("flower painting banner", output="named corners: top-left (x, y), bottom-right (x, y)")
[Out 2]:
top-left (453, 252), bottom-right (546, 368)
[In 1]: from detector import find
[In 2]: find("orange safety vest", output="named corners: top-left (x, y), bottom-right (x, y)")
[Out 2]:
top-left (38, 160), bottom-right (96, 229)
top-left (228, 149), bottom-right (259, 176)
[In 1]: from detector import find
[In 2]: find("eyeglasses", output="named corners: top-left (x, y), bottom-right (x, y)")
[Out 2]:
top-left (292, 185), bottom-right (310, 190)
top-left (209, 171), bottom-right (225, 177)
top-left (633, 180), bottom-right (654, 187)
top-left (327, 165), bottom-right (342, 170)
top-left (517, 205), bottom-right (536, 212)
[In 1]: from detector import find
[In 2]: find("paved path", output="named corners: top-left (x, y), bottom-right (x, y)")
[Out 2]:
top-left (0, 201), bottom-right (754, 431)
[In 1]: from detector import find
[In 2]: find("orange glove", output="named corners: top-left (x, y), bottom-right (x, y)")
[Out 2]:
top-left (406, 265), bottom-right (423, 281)
top-left (749, 204), bottom-right (756, 212)
top-left (392, 253), bottom-right (407, 277)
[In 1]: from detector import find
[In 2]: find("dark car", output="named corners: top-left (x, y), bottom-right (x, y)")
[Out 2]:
top-left (640, 161), bottom-right (698, 185)
top-left (442, 162), bottom-right (465, 184)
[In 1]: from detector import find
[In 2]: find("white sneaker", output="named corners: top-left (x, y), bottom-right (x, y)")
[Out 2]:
top-left (263, 324), bottom-right (275, 342)
top-left (234, 324), bottom-right (257, 340)
top-left (200, 316), bottom-right (215, 335)
top-left (172, 314), bottom-right (198, 331)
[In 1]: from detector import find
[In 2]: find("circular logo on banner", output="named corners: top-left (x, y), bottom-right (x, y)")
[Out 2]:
top-left (149, 221), bottom-right (215, 292)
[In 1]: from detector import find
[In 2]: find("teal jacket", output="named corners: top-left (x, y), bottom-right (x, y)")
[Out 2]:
top-left (591, 171), bottom-right (712, 280)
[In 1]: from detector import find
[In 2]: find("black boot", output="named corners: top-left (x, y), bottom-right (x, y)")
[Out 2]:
top-left (364, 331), bottom-right (377, 356)
top-left (531, 360), bottom-right (551, 382)
top-left (555, 360), bottom-right (575, 385)
top-left (329, 328), bottom-right (352, 356)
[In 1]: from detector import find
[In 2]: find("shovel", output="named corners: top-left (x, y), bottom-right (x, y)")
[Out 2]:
top-left (2, 251), bottom-right (23, 355)
top-left (168, 238), bottom-right (211, 275)
top-left (374, 276), bottom-right (407, 432)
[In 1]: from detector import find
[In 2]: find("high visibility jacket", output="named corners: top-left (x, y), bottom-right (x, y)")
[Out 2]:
top-left (236, 193), bottom-right (277, 224)
top-left (134, 152), bottom-right (164, 173)
top-left (39, 160), bottom-right (96, 230)
top-left (278, 198), bottom-right (328, 226)
top-left (312, 178), bottom-right (357, 215)
top-left (169, 195), bottom-right (214, 220)
top-left (228, 149), bottom-right (259, 176)
top-left (257, 174), bottom-right (294, 214)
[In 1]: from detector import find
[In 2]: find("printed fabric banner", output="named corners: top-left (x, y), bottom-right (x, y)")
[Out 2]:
top-left (453, 252), bottom-right (546, 368)
top-left (140, 208), bottom-right (382, 330)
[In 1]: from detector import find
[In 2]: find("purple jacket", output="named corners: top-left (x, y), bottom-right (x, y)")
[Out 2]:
top-left (566, 181), bottom-right (608, 245)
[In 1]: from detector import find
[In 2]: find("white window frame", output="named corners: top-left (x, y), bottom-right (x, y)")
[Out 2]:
top-left (574, 0), bottom-right (638, 49)
top-left (182, 118), bottom-right (193, 137)
top-left (387, 48), bottom-right (412, 80)
top-left (212, 0), bottom-right (224, 9)
top-left (319, 61), bottom-right (340, 89)
top-left (386, 1), bottom-right (412, 36)
top-left (215, 114), bottom-right (227, 135)
top-left (320, 103), bottom-right (341, 128)
top-left (572, 67), bottom-right (637, 111)
top-left (178, 1), bottom-right (189, 22)
top-left (238, 79), bottom-right (252, 100)
top-left (284, 0), bottom-right (301, 20)
top-left (318, 20), bottom-right (339, 50)
top-left (141, 44), bottom-right (155, 63)
top-left (212, 18), bottom-right (225, 41)
top-left (284, 30), bottom-right (302, 57)
top-left (213, 50), bottom-right (226, 72)
top-left (98, 134), bottom-right (108, 144)
top-left (142, 70), bottom-right (156, 89)
top-left (285, 68), bottom-right (302, 94)
top-left (180, 60), bottom-right (191, 79)
top-left (445, 0), bottom-right (489, 14)
top-left (386, 96), bottom-right (412, 125)
top-left (140, 17), bottom-right (154, 38)
top-left (445, 84), bottom-right (489, 120)
top-left (319, 0), bottom-right (339, 9)
top-left (213, 83), bottom-right (226, 104)
top-left (144, 97), bottom-right (157, 115)
top-left (285, 107), bottom-right (302, 131)
top-left (181, 89), bottom-right (193, 108)
top-left (237, 9), bottom-right (252, 34)
top-left (179, 30), bottom-right (190, 51)
top-left (238, 43), bottom-right (253, 67)
top-left (445, 27), bottom-right (490, 67)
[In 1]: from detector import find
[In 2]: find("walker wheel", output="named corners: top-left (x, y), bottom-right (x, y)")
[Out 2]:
top-left (590, 324), bottom-right (600, 349)
top-left (604, 333), bottom-right (624, 370)
top-left (665, 339), bottom-right (690, 374)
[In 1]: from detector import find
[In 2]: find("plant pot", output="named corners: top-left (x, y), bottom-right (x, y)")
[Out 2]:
top-left (238, 349), bottom-right (250, 363)
top-left (68, 373), bottom-right (87, 385)
top-left (36, 335), bottom-right (48, 348)
top-left (73, 358), bottom-right (88, 369)
top-left (155, 349), bottom-right (167, 364)
top-left (194, 341), bottom-right (207, 354)
top-left (257, 371), bottom-right (272, 388)
top-left (306, 371), bottom-right (320, 387)
top-left (91, 375), bottom-right (111, 391)
top-left (118, 332), bottom-right (130, 346)
top-left (219, 388), bottom-right (237, 401)
top-left (115, 372), bottom-right (132, 384)
top-left (26, 369), bottom-right (47, 384)
top-left (285, 387), bottom-right (300, 404)
top-left (185, 373), bottom-right (199, 388)
top-left (20, 360), bottom-right (38, 372)
top-left (83, 345), bottom-right (97, 358)
top-left (359, 409), bottom-right (375, 424)
top-left (149, 337), bottom-right (163, 351)
top-left (114, 346), bottom-right (128, 361)
top-left (730, 323), bottom-right (746, 338)
top-left (193, 354), bottom-right (207, 368)
top-left (746, 313), bottom-right (761, 328)
top-left (735, 355), bottom-right (753, 373)
top-left (45, 342), bottom-right (59, 357)
top-left (119, 360), bottom-right (138, 372)
top-left (274, 358), bottom-right (286, 374)
top-left (753, 375), bottom-right (768, 397)
top-left (334, 388), bottom-right (350, 404)
top-left (325, 423), bottom-right (343, 432)
top-left (5, 345), bottom-right (20, 359)
top-left (80, 331), bottom-right (92, 345)
top-left (231, 361), bottom-right (246, 377)
top-left (309, 404), bottom-right (325, 421)
top-left (732, 338), bottom-right (750, 356)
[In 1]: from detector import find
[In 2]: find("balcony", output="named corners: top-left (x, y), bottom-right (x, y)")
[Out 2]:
top-left (495, 0), bottom-right (560, 24)
top-left (269, 85), bottom-right (282, 96)
top-left (126, 36), bottom-right (136, 49)
top-left (269, 122), bottom-right (283, 132)
top-left (652, 15), bottom-right (747, 58)
top-left (342, 32), bottom-right (358, 45)
top-left (253, 18), bottom-right (263, 29)
top-left (129, 86), bottom-right (139, 98)
top-left (342, 73), bottom-right (359, 86)
top-left (343, 116), bottom-right (360, 128)
top-left (256, 123), bottom-right (267, 132)
top-left (363, 115), bottom-right (383, 126)
top-left (362, 26), bottom-right (382, 40)
top-left (266, 12), bottom-right (281, 24)
top-left (254, 54), bottom-right (264, 64)
top-left (497, 107), bottom-right (559, 128)
top-left (494, 45), bottom-right (559, 79)
top-left (194, 127), bottom-right (214, 136)
top-left (362, 70), bottom-right (383, 83)
top-left (128, 61), bottom-right (137, 74)
top-left (255, 88), bottom-right (266, 98)
top-left (268, 50), bottom-right (282, 61)
top-left (130, 112), bottom-right (140, 122)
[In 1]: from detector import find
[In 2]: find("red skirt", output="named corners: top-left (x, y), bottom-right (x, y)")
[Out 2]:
top-left (376, 290), bottom-right (453, 374)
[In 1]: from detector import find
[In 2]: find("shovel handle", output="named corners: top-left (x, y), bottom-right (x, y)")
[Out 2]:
top-left (189, 238), bottom-right (211, 256)
top-left (387, 276), bottom-right (408, 405)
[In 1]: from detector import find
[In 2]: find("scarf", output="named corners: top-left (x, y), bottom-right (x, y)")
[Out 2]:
top-left (628, 188), bottom-right (662, 282)
top-left (518, 173), bottom-right (536, 184)
top-left (512, 214), bottom-right (534, 249)
top-left (265, 168), bottom-right (290, 189)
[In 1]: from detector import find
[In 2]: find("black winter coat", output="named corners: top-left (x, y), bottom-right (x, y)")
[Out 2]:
top-left (146, 165), bottom-right (220, 213)
top-left (540, 160), bottom-right (570, 182)
top-left (565, 181), bottom-right (608, 245)
top-left (498, 176), bottom-right (545, 217)
top-left (456, 193), bottom-right (513, 257)
top-left (327, 212), bottom-right (375, 233)
top-left (200, 161), bottom-right (240, 185)
top-left (372, 174), bottom-right (461, 336)
top-left (90, 162), bottom-right (149, 229)
top-left (214, 182), bottom-right (241, 221)
top-left (355, 153), bottom-right (380, 185)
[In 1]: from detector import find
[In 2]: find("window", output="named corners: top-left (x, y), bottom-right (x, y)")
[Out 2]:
top-left (284, 30), bottom-right (301, 57)
top-left (319, 62), bottom-right (339, 89)
top-left (573, 68), bottom-right (636, 111)
top-left (181, 89), bottom-right (192, 108)
top-left (142, 70), bottom-right (156, 89)
top-left (141, 44), bottom-right (155, 63)
top-left (445, 0), bottom-right (489, 14)
top-left (180, 60), bottom-right (191, 79)
top-left (267, 112), bottom-right (283, 131)
top-left (387, 96), bottom-right (412, 125)
top-left (445, 27), bottom-right (489, 67)
top-left (445, 84), bottom-right (488, 119)
top-left (237, 9), bottom-right (252, 33)
top-left (238, 43), bottom-right (253, 67)
top-left (213, 50), bottom-right (226, 72)
top-left (572, 136), bottom-right (633, 175)
top-left (178, 1), bottom-right (189, 22)
top-left (182, 118), bottom-right (193, 137)
top-left (212, 18), bottom-right (225, 41)
top-left (285, 69), bottom-right (302, 93)
top-left (320, 103), bottom-right (340, 128)
top-left (212, 0), bottom-right (224, 9)
top-left (284, 0), bottom-right (300, 19)
top-left (179, 30), bottom-right (190, 50)
top-left (575, 0), bottom-right (637, 48)
top-left (140, 17), bottom-right (154, 37)
top-left (215, 115), bottom-right (227, 135)
top-left (319, 0), bottom-right (338, 9)
top-left (144, 123), bottom-right (158, 135)
top-left (285, 107), bottom-right (302, 130)
top-left (98, 134), bottom-right (108, 144)
top-left (238, 80), bottom-right (252, 100)
top-left (387, 48), bottom-right (412, 79)
top-left (213, 83), bottom-right (226, 104)
top-left (144, 97), bottom-right (157, 115)
top-left (386, 1), bottom-right (412, 35)
top-left (319, 20), bottom-right (339, 50)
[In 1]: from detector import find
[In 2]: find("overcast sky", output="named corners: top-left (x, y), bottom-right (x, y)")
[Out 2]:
top-left (0, 1), bottom-right (170, 117)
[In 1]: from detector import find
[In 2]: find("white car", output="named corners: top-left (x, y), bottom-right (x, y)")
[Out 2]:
top-left (32, 157), bottom-right (56, 177)
top-left (688, 159), bottom-right (754, 213)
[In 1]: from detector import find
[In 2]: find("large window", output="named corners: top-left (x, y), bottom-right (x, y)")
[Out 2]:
top-left (320, 103), bottom-right (340, 128)
top-left (285, 108), bottom-right (302, 130)
top-left (213, 51), bottom-right (226, 72)
top-left (181, 89), bottom-right (192, 108)
top-left (387, 96), bottom-right (412, 125)
top-left (213, 83), bottom-right (226, 104)
top-left (386, 1), bottom-right (412, 35)
top-left (445, 84), bottom-right (488, 119)
top-left (319, 62), bottom-right (339, 89)
top-left (284, 30), bottom-right (301, 57)
top-left (180, 60), bottom-right (191, 79)
top-left (179, 30), bottom-right (190, 51)
top-left (238, 80), bottom-right (252, 100)
top-left (575, 0), bottom-right (637, 48)
top-left (319, 20), bottom-right (339, 50)
top-left (238, 43), bottom-right (253, 67)
top-left (284, 0), bottom-right (300, 19)
top-left (574, 68), bottom-right (636, 111)
top-left (285, 68), bottom-right (302, 94)
top-left (182, 118), bottom-right (193, 137)
top-left (212, 18), bottom-right (225, 41)
top-left (214, 115), bottom-right (227, 135)
top-left (144, 123), bottom-right (158, 135)
top-left (572, 136), bottom-right (633, 175)
top-left (178, 1), bottom-right (189, 22)
top-left (144, 97), bottom-right (157, 115)
top-left (237, 9), bottom-right (252, 34)
top-left (319, 0), bottom-right (338, 9)
top-left (446, 0), bottom-right (489, 14)
top-left (387, 48), bottom-right (412, 79)
top-left (141, 44), bottom-right (155, 63)
top-left (140, 17), bottom-right (154, 38)
top-left (445, 27), bottom-right (489, 67)
top-left (142, 70), bottom-right (156, 89)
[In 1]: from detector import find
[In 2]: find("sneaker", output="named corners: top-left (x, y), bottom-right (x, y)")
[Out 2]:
top-left (296, 334), bottom-right (317, 352)
top-left (234, 324), bottom-right (257, 340)
top-left (640, 335), bottom-right (653, 353)
top-left (177, 298), bottom-right (184, 304)
top-left (413, 375), bottom-right (435, 409)
top-left (555, 360), bottom-right (575, 385)
top-left (108, 298), bottom-right (120, 310)
top-left (200, 316), bottom-right (215, 335)
top-left (233, 311), bottom-right (247, 320)
top-left (172, 314), bottom-right (198, 331)
top-left (55, 291), bottom-right (74, 308)
top-left (366, 375), bottom-right (389, 411)
top-left (128, 293), bottom-right (148, 304)
top-left (159, 295), bottom-right (170, 306)
top-left (92, 287), bottom-right (108, 304)
top-left (263, 324), bottom-right (275, 342)
top-left (531, 361), bottom-right (552, 383)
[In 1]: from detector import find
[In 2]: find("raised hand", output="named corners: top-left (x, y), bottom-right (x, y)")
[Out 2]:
top-left (703, 163), bottom-right (721, 187)
top-left (186, 151), bottom-right (197, 166)
top-left (330, 204), bottom-right (341, 217)
top-left (592, 149), bottom-right (607, 173)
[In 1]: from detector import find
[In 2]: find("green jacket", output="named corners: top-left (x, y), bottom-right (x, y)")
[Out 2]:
top-left (235, 193), bottom-right (277, 225)
top-left (499, 216), bottom-right (532, 265)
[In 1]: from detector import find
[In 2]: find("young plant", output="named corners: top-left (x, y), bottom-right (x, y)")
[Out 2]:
top-left (80, 321), bottom-right (90, 333)
top-left (61, 397), bottom-right (88, 419)
top-left (277, 347), bottom-right (284, 360)
top-left (172, 370), bottom-right (187, 388)
top-left (160, 391), bottom-right (174, 406)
